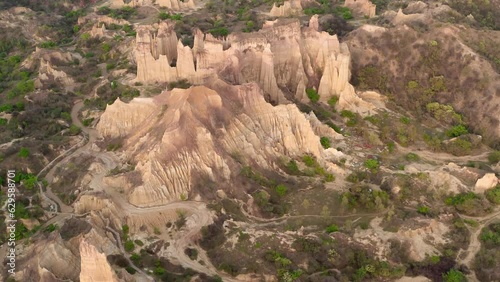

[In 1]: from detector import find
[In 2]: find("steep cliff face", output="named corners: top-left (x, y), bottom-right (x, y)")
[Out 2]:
top-left (79, 239), bottom-right (119, 282)
top-left (14, 226), bottom-right (119, 282)
top-left (135, 18), bottom-right (372, 109)
top-left (96, 81), bottom-right (342, 206)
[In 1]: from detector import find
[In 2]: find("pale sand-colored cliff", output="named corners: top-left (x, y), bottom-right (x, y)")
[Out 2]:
top-left (134, 17), bottom-right (378, 112)
top-left (96, 81), bottom-right (343, 207)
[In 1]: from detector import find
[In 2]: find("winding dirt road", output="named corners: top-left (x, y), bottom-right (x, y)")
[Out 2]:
top-left (31, 101), bottom-right (241, 281)
top-left (395, 143), bottom-right (490, 164)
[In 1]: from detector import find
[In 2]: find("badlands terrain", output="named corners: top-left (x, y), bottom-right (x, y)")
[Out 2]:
top-left (0, 0), bottom-right (500, 281)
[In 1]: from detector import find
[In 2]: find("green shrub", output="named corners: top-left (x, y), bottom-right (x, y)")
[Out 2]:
top-left (125, 266), bottom-right (136, 274)
top-left (445, 138), bottom-right (472, 155)
top-left (488, 151), bottom-right (500, 164)
top-left (442, 269), bottom-right (466, 282)
top-left (39, 41), bottom-right (57, 49)
top-left (82, 118), bottom-right (94, 127)
top-left (327, 96), bottom-right (338, 108)
top-left (130, 253), bottom-right (141, 264)
top-left (407, 80), bottom-right (419, 89)
top-left (304, 7), bottom-right (326, 15)
top-left (102, 43), bottom-right (111, 52)
top-left (426, 102), bottom-right (464, 125)
top-left (18, 147), bottom-right (29, 158)
top-left (334, 7), bottom-right (353, 20)
top-left (285, 160), bottom-right (300, 175)
top-left (208, 27), bottom-right (229, 37)
top-left (22, 174), bottom-right (37, 190)
top-left (124, 240), bottom-right (135, 252)
top-left (106, 63), bottom-right (116, 70)
top-left (400, 116), bottom-right (411, 124)
top-left (480, 226), bottom-right (500, 245)
top-left (405, 153), bottom-right (420, 162)
top-left (324, 173), bottom-right (335, 182)
top-left (306, 88), bottom-right (320, 102)
top-left (445, 192), bottom-right (478, 206)
top-left (446, 124), bottom-right (468, 137)
top-left (320, 136), bottom-right (331, 149)
top-left (122, 24), bottom-right (133, 33)
top-left (159, 12), bottom-right (170, 20)
top-left (80, 33), bottom-right (90, 40)
top-left (340, 110), bottom-right (355, 119)
top-left (364, 159), bottom-right (379, 171)
top-left (341, 110), bottom-right (358, 126)
top-left (0, 118), bottom-right (7, 125)
top-left (328, 122), bottom-right (342, 134)
top-left (326, 224), bottom-right (339, 233)
top-left (170, 14), bottom-right (182, 21)
top-left (275, 184), bottom-right (288, 196)
top-left (154, 266), bottom-right (166, 275)
top-left (44, 224), bottom-right (58, 233)
top-left (417, 206), bottom-right (430, 215)
top-left (68, 124), bottom-right (81, 135)
top-left (302, 155), bottom-right (317, 167)
top-left (485, 186), bottom-right (500, 205)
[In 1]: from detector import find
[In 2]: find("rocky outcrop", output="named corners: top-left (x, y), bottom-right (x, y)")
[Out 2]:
top-left (79, 239), bottom-right (118, 282)
top-left (475, 173), bottom-right (499, 193)
top-left (90, 23), bottom-right (106, 38)
top-left (344, 0), bottom-right (376, 18)
top-left (403, 1), bottom-right (428, 14)
top-left (35, 58), bottom-right (75, 90)
top-left (97, 81), bottom-right (341, 206)
top-left (391, 8), bottom-right (428, 26)
top-left (269, 0), bottom-right (302, 17)
top-left (136, 18), bottom-right (373, 108)
top-left (14, 226), bottom-right (119, 282)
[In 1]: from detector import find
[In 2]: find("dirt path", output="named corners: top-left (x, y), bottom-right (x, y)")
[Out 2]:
top-left (457, 209), bottom-right (500, 267)
top-left (38, 101), bottom-right (100, 214)
top-left (395, 144), bottom-right (490, 164)
top-left (31, 101), bottom-right (239, 280)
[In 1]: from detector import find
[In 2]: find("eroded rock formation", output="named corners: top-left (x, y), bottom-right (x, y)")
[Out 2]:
top-left (97, 81), bottom-right (342, 206)
top-left (344, 0), bottom-right (376, 18)
top-left (475, 173), bottom-right (499, 193)
top-left (269, 0), bottom-right (302, 17)
top-left (136, 18), bottom-right (375, 109)
top-left (79, 239), bottom-right (118, 282)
